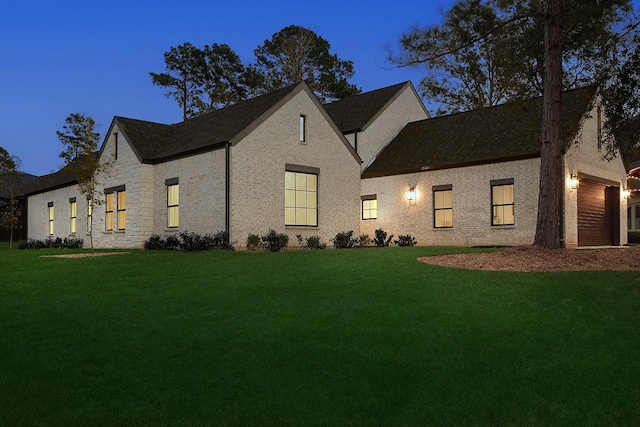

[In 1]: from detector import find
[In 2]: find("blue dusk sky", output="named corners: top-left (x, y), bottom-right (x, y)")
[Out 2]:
top-left (1, 0), bottom-right (632, 176)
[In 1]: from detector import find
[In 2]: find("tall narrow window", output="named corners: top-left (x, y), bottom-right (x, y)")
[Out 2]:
top-left (433, 185), bottom-right (453, 228)
top-left (48, 202), bottom-right (54, 235)
top-left (69, 197), bottom-right (77, 234)
top-left (166, 178), bottom-right (179, 228)
top-left (362, 195), bottom-right (377, 220)
top-left (105, 193), bottom-right (114, 231)
top-left (114, 132), bottom-right (119, 160)
top-left (299, 115), bottom-right (306, 142)
top-left (285, 165), bottom-right (318, 226)
top-left (86, 198), bottom-right (92, 234)
top-left (597, 105), bottom-right (602, 150)
top-left (491, 179), bottom-right (515, 226)
top-left (117, 191), bottom-right (126, 230)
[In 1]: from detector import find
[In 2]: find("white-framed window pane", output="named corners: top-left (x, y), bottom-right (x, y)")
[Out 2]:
top-left (362, 199), bottom-right (377, 220)
top-left (285, 171), bottom-right (318, 226)
top-left (285, 207), bottom-right (295, 225)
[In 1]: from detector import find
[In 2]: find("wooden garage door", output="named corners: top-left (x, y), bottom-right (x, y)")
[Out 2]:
top-left (577, 180), bottom-right (620, 246)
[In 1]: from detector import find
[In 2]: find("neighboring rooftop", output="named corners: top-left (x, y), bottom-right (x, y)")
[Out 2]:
top-left (0, 172), bottom-right (38, 198)
top-left (363, 86), bottom-right (598, 178)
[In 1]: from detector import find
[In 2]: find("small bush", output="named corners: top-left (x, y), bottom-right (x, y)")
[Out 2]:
top-left (373, 228), bottom-right (394, 247)
top-left (144, 235), bottom-right (165, 250)
top-left (19, 237), bottom-right (84, 250)
top-left (306, 235), bottom-right (326, 250)
top-left (357, 234), bottom-right (371, 247)
top-left (261, 229), bottom-right (289, 252)
top-left (394, 234), bottom-right (417, 247)
top-left (247, 234), bottom-right (261, 250)
top-left (629, 231), bottom-right (640, 244)
top-left (333, 230), bottom-right (358, 249)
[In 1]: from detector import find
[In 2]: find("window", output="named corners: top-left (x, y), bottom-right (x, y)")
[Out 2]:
top-left (166, 178), bottom-right (179, 228)
top-left (69, 198), bottom-right (77, 234)
top-left (433, 185), bottom-right (453, 228)
top-left (48, 202), bottom-right (54, 235)
top-left (86, 199), bottom-right (92, 233)
top-left (597, 105), bottom-right (602, 150)
top-left (491, 179), bottom-right (515, 226)
top-left (299, 115), bottom-right (306, 142)
top-left (362, 195), bottom-right (377, 220)
top-left (628, 204), bottom-right (640, 231)
top-left (105, 185), bottom-right (126, 231)
top-left (105, 193), bottom-right (114, 231)
top-left (117, 191), bottom-right (126, 230)
top-left (285, 165), bottom-right (318, 226)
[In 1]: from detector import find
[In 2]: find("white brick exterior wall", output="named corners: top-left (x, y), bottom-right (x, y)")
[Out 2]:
top-left (27, 183), bottom-right (89, 241)
top-left (229, 89), bottom-right (361, 247)
top-left (360, 158), bottom-right (541, 247)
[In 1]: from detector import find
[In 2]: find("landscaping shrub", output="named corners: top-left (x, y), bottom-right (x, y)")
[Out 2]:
top-left (143, 231), bottom-right (234, 251)
top-left (247, 234), bottom-right (261, 250)
top-left (357, 234), bottom-right (371, 247)
top-left (19, 237), bottom-right (84, 250)
top-left (373, 228), bottom-right (394, 247)
top-left (394, 234), bottom-right (417, 247)
top-left (333, 230), bottom-right (358, 249)
top-left (305, 235), bottom-right (326, 250)
top-left (260, 229), bottom-right (289, 252)
top-left (628, 231), bottom-right (640, 244)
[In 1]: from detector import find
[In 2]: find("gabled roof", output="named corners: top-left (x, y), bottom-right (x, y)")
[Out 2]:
top-left (114, 83), bottom-right (307, 163)
top-left (324, 81), bottom-right (424, 133)
top-left (21, 155), bottom-right (94, 196)
top-left (362, 86), bottom-right (598, 178)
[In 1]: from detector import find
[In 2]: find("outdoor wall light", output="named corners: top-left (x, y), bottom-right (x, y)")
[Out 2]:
top-left (569, 174), bottom-right (579, 190)
top-left (623, 188), bottom-right (631, 199)
top-left (407, 187), bottom-right (416, 202)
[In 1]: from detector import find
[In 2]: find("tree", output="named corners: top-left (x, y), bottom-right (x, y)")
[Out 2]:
top-left (389, 0), bottom-right (637, 248)
top-left (390, 0), bottom-right (632, 115)
top-left (150, 43), bottom-right (248, 120)
top-left (248, 25), bottom-right (361, 102)
top-left (0, 147), bottom-right (22, 250)
top-left (57, 113), bottom-right (104, 250)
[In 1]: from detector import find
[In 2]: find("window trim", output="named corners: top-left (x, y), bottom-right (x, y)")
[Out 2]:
top-left (166, 178), bottom-right (179, 229)
top-left (433, 184), bottom-right (453, 229)
top-left (490, 178), bottom-right (515, 226)
top-left (361, 194), bottom-right (377, 220)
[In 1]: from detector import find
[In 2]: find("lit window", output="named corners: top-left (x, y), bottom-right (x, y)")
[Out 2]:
top-left (86, 199), bottom-right (92, 233)
top-left (628, 204), bottom-right (640, 231)
top-left (48, 202), bottom-right (54, 235)
top-left (117, 191), bottom-right (126, 230)
top-left (105, 193), bottom-right (114, 231)
top-left (433, 185), bottom-right (453, 228)
top-left (299, 115), bottom-right (306, 142)
top-left (285, 168), bottom-right (318, 226)
top-left (167, 179), bottom-right (179, 228)
top-left (69, 198), bottom-right (77, 234)
top-left (362, 195), bottom-right (377, 220)
top-left (491, 179), bottom-right (515, 226)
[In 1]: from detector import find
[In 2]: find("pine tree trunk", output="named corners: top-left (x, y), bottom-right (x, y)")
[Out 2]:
top-left (534, 0), bottom-right (563, 249)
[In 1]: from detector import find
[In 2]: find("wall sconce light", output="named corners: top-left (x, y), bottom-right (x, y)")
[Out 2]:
top-left (407, 187), bottom-right (416, 203)
top-left (623, 188), bottom-right (631, 199)
top-left (569, 174), bottom-right (579, 191)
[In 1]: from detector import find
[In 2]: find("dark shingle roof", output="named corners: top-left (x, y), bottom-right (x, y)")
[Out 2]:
top-left (363, 86), bottom-right (598, 178)
top-left (323, 82), bottom-right (411, 133)
top-left (21, 155), bottom-right (94, 196)
top-left (0, 172), bottom-right (38, 198)
top-left (117, 83), bottom-right (302, 163)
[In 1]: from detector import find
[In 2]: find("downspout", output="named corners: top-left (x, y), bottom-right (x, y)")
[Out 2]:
top-left (225, 142), bottom-right (230, 235)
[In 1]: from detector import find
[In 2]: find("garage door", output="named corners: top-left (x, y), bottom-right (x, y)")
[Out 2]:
top-left (577, 180), bottom-right (620, 246)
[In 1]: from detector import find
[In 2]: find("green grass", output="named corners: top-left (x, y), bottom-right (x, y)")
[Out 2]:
top-left (1, 246), bottom-right (639, 426)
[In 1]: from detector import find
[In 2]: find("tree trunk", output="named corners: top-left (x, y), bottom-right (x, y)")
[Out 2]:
top-left (534, 0), bottom-right (563, 249)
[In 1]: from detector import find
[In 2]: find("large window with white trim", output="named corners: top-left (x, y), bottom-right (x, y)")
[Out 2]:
top-left (491, 178), bottom-right (515, 226)
top-left (285, 165), bottom-right (318, 226)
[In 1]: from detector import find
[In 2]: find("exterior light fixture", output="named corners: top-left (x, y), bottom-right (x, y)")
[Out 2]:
top-left (407, 187), bottom-right (416, 202)
top-left (623, 188), bottom-right (631, 199)
top-left (569, 174), bottom-right (579, 190)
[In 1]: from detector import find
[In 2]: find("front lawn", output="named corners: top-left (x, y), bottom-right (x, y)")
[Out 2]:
top-left (1, 246), bottom-right (638, 426)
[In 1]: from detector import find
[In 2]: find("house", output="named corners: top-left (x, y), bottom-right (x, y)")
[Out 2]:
top-left (360, 86), bottom-right (628, 248)
top-left (23, 82), bottom-right (627, 249)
